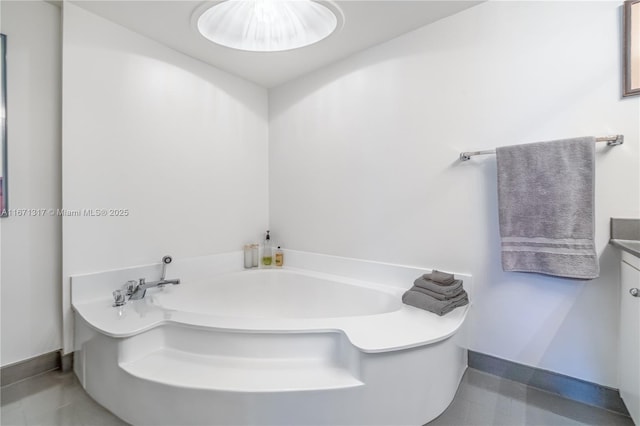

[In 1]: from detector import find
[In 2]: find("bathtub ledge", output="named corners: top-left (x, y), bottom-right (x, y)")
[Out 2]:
top-left (72, 296), bottom-right (468, 353)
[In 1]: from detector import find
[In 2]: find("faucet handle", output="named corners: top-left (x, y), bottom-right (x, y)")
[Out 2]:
top-left (112, 289), bottom-right (127, 307)
top-left (122, 280), bottom-right (138, 296)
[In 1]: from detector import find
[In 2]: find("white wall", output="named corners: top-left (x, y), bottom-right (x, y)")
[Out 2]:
top-left (0, 1), bottom-right (62, 366)
top-left (269, 1), bottom-right (640, 387)
top-left (62, 4), bottom-right (269, 353)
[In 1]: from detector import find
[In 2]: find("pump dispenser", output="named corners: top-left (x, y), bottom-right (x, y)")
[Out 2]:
top-left (262, 230), bottom-right (273, 266)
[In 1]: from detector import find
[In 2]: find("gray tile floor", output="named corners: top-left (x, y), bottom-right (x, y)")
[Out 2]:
top-left (0, 370), bottom-right (126, 426)
top-left (430, 369), bottom-right (634, 426)
top-left (0, 368), bottom-right (634, 426)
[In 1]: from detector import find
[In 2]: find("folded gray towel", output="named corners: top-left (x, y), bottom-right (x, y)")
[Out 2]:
top-left (413, 277), bottom-right (463, 297)
top-left (496, 137), bottom-right (599, 279)
top-left (411, 285), bottom-right (467, 302)
top-left (422, 270), bottom-right (455, 285)
top-left (402, 290), bottom-right (469, 316)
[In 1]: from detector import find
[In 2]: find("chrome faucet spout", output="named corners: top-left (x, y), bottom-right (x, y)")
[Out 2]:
top-left (128, 277), bottom-right (180, 300)
top-left (159, 278), bottom-right (180, 286)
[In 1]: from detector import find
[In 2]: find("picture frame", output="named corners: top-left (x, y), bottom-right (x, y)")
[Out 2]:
top-left (624, 0), bottom-right (640, 97)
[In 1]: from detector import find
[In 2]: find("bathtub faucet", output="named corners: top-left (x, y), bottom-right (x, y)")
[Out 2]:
top-left (113, 255), bottom-right (180, 306)
top-left (128, 275), bottom-right (181, 300)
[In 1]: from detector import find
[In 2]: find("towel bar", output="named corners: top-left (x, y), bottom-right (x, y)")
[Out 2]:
top-left (459, 135), bottom-right (624, 161)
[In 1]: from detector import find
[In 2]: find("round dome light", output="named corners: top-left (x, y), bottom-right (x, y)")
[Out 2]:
top-left (197, 0), bottom-right (339, 52)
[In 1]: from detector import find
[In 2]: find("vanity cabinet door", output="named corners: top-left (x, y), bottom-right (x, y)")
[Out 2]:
top-left (620, 254), bottom-right (640, 425)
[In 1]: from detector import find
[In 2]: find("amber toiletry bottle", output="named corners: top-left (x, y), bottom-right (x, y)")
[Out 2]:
top-left (275, 246), bottom-right (284, 267)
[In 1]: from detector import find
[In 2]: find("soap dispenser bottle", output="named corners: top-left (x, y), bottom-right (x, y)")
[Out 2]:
top-left (275, 246), bottom-right (284, 267)
top-left (261, 230), bottom-right (273, 266)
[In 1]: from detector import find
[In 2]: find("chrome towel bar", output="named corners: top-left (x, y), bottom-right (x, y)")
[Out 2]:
top-left (459, 135), bottom-right (624, 161)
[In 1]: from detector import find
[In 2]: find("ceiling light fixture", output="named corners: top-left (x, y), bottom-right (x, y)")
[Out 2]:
top-left (196, 0), bottom-right (340, 52)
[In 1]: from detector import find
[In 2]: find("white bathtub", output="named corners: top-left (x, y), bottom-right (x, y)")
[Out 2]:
top-left (71, 252), bottom-right (470, 426)
top-left (151, 269), bottom-right (402, 318)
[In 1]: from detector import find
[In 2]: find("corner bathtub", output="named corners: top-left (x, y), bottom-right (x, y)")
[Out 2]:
top-left (72, 266), bottom-right (470, 426)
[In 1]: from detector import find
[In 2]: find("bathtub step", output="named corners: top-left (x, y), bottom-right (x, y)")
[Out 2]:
top-left (119, 348), bottom-right (363, 392)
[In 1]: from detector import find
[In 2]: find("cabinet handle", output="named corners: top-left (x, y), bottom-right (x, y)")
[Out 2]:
top-left (631, 288), bottom-right (640, 297)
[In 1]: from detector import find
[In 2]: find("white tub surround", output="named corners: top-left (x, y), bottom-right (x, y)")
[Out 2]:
top-left (72, 251), bottom-right (471, 425)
